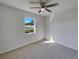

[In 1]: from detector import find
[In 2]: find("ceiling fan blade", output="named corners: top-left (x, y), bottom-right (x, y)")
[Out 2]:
top-left (39, 0), bottom-right (44, 6)
top-left (38, 10), bottom-right (41, 13)
top-left (30, 7), bottom-right (41, 9)
top-left (46, 3), bottom-right (59, 7)
top-left (45, 8), bottom-right (51, 12)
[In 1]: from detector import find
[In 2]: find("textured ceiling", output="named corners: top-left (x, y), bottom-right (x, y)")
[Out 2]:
top-left (0, 0), bottom-right (78, 16)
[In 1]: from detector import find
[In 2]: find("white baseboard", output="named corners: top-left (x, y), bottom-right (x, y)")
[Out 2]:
top-left (0, 39), bottom-right (43, 54)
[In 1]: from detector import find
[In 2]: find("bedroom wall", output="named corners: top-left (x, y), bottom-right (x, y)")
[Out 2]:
top-left (0, 3), bottom-right (44, 54)
top-left (46, 7), bottom-right (78, 50)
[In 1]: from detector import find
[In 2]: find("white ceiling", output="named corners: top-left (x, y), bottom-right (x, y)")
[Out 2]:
top-left (0, 0), bottom-right (77, 16)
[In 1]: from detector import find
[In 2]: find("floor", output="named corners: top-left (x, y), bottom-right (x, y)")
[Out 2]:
top-left (0, 39), bottom-right (78, 59)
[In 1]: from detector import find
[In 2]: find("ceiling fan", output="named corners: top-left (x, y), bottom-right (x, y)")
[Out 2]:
top-left (30, 0), bottom-right (59, 13)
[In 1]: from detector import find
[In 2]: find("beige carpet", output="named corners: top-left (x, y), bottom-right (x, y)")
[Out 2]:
top-left (0, 39), bottom-right (78, 59)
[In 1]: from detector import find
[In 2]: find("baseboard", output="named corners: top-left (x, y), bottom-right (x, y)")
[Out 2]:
top-left (55, 41), bottom-right (78, 51)
top-left (0, 39), bottom-right (44, 54)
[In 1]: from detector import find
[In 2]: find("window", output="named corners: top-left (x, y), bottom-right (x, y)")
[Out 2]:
top-left (24, 17), bottom-right (36, 34)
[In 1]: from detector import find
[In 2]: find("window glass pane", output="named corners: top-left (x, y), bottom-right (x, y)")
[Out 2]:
top-left (24, 17), bottom-right (35, 33)
top-left (24, 17), bottom-right (34, 26)
top-left (25, 27), bottom-right (34, 33)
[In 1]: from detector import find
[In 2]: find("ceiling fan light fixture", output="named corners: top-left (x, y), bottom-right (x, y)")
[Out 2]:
top-left (41, 8), bottom-right (45, 11)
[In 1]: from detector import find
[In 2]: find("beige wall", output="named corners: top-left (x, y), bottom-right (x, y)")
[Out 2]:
top-left (0, 3), bottom-right (44, 54)
top-left (45, 7), bottom-right (78, 50)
